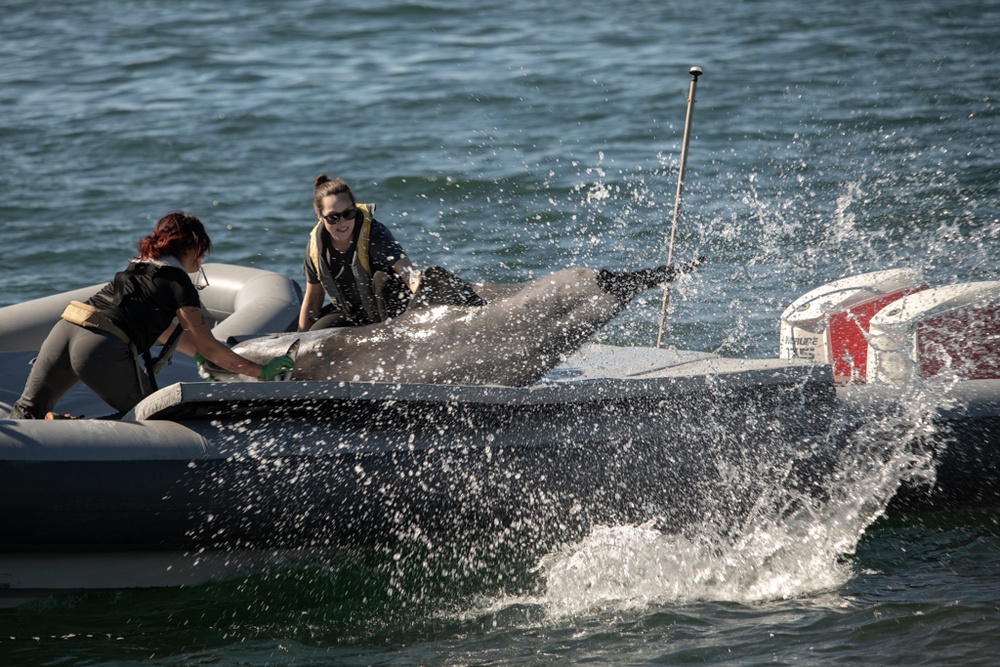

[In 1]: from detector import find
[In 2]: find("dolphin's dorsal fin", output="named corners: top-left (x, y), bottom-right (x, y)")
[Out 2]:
top-left (407, 266), bottom-right (487, 310)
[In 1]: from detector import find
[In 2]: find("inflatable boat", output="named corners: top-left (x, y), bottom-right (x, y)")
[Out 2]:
top-left (0, 264), bottom-right (997, 601)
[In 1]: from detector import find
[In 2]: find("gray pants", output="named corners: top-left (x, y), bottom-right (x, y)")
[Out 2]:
top-left (10, 319), bottom-right (151, 419)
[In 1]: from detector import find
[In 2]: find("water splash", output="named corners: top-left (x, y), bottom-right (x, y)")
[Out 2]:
top-left (533, 382), bottom-right (945, 618)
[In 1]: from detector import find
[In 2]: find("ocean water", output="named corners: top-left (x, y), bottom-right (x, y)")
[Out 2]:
top-left (2, 0), bottom-right (1000, 664)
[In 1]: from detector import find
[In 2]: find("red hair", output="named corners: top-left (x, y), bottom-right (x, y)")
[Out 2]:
top-left (138, 211), bottom-right (213, 260)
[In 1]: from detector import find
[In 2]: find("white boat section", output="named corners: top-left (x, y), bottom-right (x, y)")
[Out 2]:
top-left (0, 262), bottom-right (301, 353)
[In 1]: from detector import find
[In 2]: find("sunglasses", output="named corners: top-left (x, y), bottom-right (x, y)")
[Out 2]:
top-left (321, 207), bottom-right (358, 224)
top-left (193, 266), bottom-right (210, 291)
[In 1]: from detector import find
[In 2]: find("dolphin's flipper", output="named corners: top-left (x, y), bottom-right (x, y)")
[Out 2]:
top-left (596, 257), bottom-right (705, 303)
top-left (274, 339), bottom-right (300, 381)
top-left (199, 357), bottom-right (225, 378)
top-left (408, 266), bottom-right (487, 310)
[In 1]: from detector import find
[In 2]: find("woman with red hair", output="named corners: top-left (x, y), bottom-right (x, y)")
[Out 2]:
top-left (10, 212), bottom-right (293, 419)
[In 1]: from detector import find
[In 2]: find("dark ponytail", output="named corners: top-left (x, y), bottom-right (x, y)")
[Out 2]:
top-left (312, 174), bottom-right (354, 217)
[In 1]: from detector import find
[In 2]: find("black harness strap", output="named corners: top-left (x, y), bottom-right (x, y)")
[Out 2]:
top-left (144, 324), bottom-right (186, 392)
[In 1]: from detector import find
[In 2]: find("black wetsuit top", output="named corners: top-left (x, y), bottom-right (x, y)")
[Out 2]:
top-left (87, 260), bottom-right (201, 353)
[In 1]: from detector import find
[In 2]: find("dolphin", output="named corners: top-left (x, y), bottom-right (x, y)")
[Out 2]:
top-left (204, 261), bottom-right (701, 387)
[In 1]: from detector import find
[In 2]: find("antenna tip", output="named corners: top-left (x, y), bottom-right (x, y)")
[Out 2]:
top-left (690, 66), bottom-right (703, 77)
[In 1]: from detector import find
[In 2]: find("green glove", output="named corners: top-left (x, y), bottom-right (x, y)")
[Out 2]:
top-left (193, 352), bottom-right (218, 382)
top-left (259, 355), bottom-right (295, 381)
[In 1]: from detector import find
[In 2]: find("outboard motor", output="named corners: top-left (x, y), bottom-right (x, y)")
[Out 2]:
top-left (867, 280), bottom-right (1000, 384)
top-left (779, 269), bottom-right (927, 385)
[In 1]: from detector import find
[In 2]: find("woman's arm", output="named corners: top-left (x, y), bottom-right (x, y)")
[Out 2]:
top-left (176, 306), bottom-right (263, 378)
top-left (157, 321), bottom-right (183, 346)
top-left (298, 281), bottom-right (326, 331)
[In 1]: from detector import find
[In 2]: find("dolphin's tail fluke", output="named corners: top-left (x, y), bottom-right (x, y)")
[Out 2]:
top-left (596, 257), bottom-right (705, 302)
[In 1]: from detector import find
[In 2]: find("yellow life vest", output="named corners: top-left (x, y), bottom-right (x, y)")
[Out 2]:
top-left (307, 203), bottom-right (384, 324)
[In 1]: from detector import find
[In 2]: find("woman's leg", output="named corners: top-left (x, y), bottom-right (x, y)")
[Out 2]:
top-left (9, 320), bottom-right (82, 419)
top-left (71, 328), bottom-right (151, 414)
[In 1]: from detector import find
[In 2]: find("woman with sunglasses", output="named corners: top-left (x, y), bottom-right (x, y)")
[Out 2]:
top-left (299, 175), bottom-right (420, 331)
top-left (9, 211), bottom-right (294, 419)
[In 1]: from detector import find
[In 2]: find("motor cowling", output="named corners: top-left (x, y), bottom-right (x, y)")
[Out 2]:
top-left (779, 269), bottom-right (927, 385)
top-left (867, 280), bottom-right (1000, 383)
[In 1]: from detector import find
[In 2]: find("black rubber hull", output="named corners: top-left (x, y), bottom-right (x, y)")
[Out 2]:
top-left (0, 372), bottom-right (836, 553)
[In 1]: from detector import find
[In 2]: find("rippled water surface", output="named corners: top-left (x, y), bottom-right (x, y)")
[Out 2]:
top-left (2, 0), bottom-right (999, 664)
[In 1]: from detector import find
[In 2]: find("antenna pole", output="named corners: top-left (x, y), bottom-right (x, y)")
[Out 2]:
top-left (656, 66), bottom-right (702, 348)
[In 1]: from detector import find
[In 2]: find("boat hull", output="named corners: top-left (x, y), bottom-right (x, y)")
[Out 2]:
top-left (838, 380), bottom-right (1000, 513)
top-left (0, 359), bottom-right (837, 555)
top-left (2, 346), bottom-right (1000, 600)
